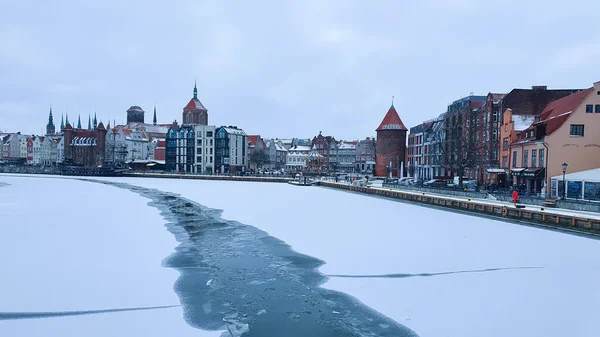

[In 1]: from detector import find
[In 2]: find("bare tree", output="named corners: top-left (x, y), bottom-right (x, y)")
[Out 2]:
top-left (249, 148), bottom-right (270, 170)
top-left (433, 110), bottom-right (484, 188)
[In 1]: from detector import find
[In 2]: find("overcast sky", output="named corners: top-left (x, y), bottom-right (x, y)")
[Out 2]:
top-left (1, 0), bottom-right (599, 139)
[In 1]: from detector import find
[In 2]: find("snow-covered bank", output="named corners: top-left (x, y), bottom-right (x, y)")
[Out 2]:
top-left (0, 176), bottom-right (217, 336)
top-left (97, 177), bottom-right (600, 337)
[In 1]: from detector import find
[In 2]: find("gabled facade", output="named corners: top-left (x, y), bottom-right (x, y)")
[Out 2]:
top-left (286, 145), bottom-right (311, 171)
top-left (63, 122), bottom-right (107, 167)
top-left (248, 135), bottom-right (267, 171)
top-left (337, 141), bottom-right (357, 172)
top-left (265, 139), bottom-right (287, 170)
top-left (508, 83), bottom-right (600, 197)
top-left (355, 137), bottom-right (376, 173)
top-left (105, 125), bottom-right (150, 164)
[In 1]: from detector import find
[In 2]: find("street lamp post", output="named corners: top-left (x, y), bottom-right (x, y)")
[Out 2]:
top-left (561, 162), bottom-right (568, 200)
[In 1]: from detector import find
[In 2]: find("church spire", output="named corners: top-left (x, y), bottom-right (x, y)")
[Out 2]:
top-left (193, 80), bottom-right (198, 99)
top-left (153, 103), bottom-right (157, 125)
top-left (65, 113), bottom-right (70, 126)
top-left (93, 112), bottom-right (98, 129)
top-left (60, 114), bottom-right (64, 130)
top-left (88, 115), bottom-right (92, 130)
top-left (46, 106), bottom-right (56, 135)
top-left (77, 115), bottom-right (81, 129)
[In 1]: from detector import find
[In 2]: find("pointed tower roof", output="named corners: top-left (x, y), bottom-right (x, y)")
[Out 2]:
top-left (47, 107), bottom-right (55, 127)
top-left (184, 82), bottom-right (207, 111)
top-left (77, 115), bottom-right (81, 129)
top-left (60, 114), bottom-right (65, 130)
top-left (153, 103), bottom-right (157, 125)
top-left (376, 104), bottom-right (408, 131)
top-left (65, 114), bottom-right (70, 126)
top-left (93, 112), bottom-right (98, 128)
top-left (88, 115), bottom-right (92, 130)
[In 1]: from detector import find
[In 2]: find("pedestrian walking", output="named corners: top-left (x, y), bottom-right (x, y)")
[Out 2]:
top-left (512, 189), bottom-right (519, 207)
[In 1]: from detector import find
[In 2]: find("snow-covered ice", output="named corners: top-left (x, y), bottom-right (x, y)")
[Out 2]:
top-left (1, 174), bottom-right (600, 337)
top-left (0, 175), bottom-right (219, 336)
top-left (97, 176), bottom-right (600, 337)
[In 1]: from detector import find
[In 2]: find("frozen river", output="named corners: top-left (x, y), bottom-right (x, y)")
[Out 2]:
top-left (1, 174), bottom-right (599, 336)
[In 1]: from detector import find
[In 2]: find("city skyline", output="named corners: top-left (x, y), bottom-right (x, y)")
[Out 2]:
top-left (2, 1), bottom-right (599, 138)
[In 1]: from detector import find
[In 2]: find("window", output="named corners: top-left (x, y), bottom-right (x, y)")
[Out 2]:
top-left (503, 137), bottom-right (508, 150)
top-left (586, 105), bottom-right (594, 113)
top-left (505, 124), bottom-right (508, 132)
top-left (493, 112), bottom-right (498, 122)
top-left (523, 150), bottom-right (528, 167)
top-left (197, 139), bottom-right (202, 146)
top-left (210, 139), bottom-right (213, 146)
top-left (570, 124), bottom-right (584, 136)
top-left (539, 149), bottom-right (544, 167)
top-left (596, 105), bottom-right (600, 113)
top-left (502, 156), bottom-right (508, 168)
top-left (531, 149), bottom-right (537, 167)
top-left (206, 131), bottom-right (213, 137)
top-left (492, 129), bottom-right (497, 140)
top-left (210, 148), bottom-right (213, 155)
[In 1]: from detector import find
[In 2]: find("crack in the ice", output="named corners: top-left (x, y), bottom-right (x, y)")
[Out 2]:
top-left (87, 179), bottom-right (420, 337)
top-left (327, 266), bottom-right (544, 279)
top-left (0, 305), bottom-right (180, 320)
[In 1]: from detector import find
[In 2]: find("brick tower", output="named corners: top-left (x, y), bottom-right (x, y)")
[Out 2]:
top-left (183, 81), bottom-right (208, 125)
top-left (375, 104), bottom-right (408, 177)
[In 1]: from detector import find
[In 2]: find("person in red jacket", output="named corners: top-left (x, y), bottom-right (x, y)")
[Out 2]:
top-left (512, 189), bottom-right (519, 207)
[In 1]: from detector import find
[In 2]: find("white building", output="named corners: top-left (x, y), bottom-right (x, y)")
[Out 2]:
top-left (337, 141), bottom-right (357, 172)
top-left (194, 125), bottom-right (215, 174)
top-left (19, 135), bottom-right (28, 159)
top-left (105, 125), bottom-right (150, 164)
top-left (286, 145), bottom-right (311, 171)
top-left (57, 137), bottom-right (65, 164)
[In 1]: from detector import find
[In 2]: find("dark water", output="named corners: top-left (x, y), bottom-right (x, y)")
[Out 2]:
top-left (96, 181), bottom-right (418, 337)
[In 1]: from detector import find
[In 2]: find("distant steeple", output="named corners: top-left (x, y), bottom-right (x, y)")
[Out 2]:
top-left (88, 115), bottom-right (92, 130)
top-left (107, 120), bottom-right (110, 129)
top-left (93, 112), bottom-right (98, 129)
top-left (77, 115), bottom-right (81, 129)
top-left (46, 106), bottom-right (56, 135)
top-left (153, 103), bottom-right (157, 125)
top-left (60, 114), bottom-right (64, 130)
top-left (193, 80), bottom-right (198, 99)
top-left (65, 114), bottom-right (70, 126)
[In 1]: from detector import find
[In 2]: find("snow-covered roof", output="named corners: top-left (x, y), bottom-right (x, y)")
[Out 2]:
top-left (551, 168), bottom-right (600, 182)
top-left (338, 142), bottom-right (356, 150)
top-left (222, 127), bottom-right (246, 136)
top-left (288, 145), bottom-right (311, 152)
top-left (274, 142), bottom-right (287, 152)
top-left (513, 115), bottom-right (535, 131)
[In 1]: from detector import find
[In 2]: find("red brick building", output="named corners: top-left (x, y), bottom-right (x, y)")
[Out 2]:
top-left (63, 122), bottom-right (107, 167)
top-left (375, 104), bottom-right (407, 177)
top-left (182, 82), bottom-right (208, 125)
